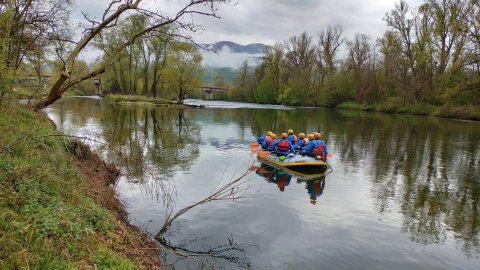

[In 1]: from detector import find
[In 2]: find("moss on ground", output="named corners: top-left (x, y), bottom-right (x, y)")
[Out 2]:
top-left (0, 104), bottom-right (161, 269)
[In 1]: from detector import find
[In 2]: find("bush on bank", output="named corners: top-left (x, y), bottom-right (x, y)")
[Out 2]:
top-left (0, 104), bottom-right (161, 269)
top-left (337, 101), bottom-right (480, 121)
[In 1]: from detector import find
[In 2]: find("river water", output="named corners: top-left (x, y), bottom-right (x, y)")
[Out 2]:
top-left (46, 97), bottom-right (480, 270)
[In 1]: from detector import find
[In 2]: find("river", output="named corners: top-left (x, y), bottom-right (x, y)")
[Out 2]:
top-left (46, 97), bottom-right (480, 270)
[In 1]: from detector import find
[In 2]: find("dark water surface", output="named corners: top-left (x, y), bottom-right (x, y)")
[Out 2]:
top-left (46, 97), bottom-right (480, 269)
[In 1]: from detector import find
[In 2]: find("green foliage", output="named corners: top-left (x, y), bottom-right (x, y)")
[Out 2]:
top-left (255, 73), bottom-right (277, 104)
top-left (94, 249), bottom-right (135, 270)
top-left (0, 5), bottom-right (14, 106)
top-left (335, 99), bottom-right (478, 120)
top-left (212, 91), bottom-right (228, 100)
top-left (433, 105), bottom-right (480, 120)
top-left (203, 67), bottom-right (237, 85)
top-left (0, 105), bottom-right (140, 269)
top-left (162, 43), bottom-right (203, 102)
top-left (443, 84), bottom-right (480, 107)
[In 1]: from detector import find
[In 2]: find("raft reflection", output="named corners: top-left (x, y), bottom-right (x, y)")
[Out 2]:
top-left (253, 162), bottom-right (328, 204)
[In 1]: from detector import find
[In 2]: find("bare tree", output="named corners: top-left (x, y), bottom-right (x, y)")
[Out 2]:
top-left (31, 0), bottom-right (231, 111)
top-left (318, 24), bottom-right (344, 75)
top-left (385, 0), bottom-right (422, 102)
top-left (347, 33), bottom-right (375, 103)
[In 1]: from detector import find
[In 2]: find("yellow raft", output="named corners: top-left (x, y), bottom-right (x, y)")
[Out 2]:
top-left (257, 152), bottom-right (328, 176)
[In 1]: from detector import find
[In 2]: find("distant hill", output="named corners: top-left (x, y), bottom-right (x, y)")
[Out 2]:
top-left (200, 41), bottom-right (268, 85)
top-left (203, 41), bottom-right (267, 54)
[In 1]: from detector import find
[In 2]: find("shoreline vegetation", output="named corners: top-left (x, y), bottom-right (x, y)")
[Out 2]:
top-left (336, 101), bottom-right (480, 121)
top-left (0, 105), bottom-right (162, 269)
top-left (105, 92), bottom-right (480, 121)
top-left (105, 94), bottom-right (204, 109)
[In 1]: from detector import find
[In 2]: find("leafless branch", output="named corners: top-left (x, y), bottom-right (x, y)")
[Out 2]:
top-left (156, 164), bottom-right (254, 236)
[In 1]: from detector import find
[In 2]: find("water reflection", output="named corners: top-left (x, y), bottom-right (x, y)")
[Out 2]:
top-left (299, 177), bottom-right (326, 205)
top-left (158, 234), bottom-right (256, 270)
top-left (46, 98), bottom-right (480, 268)
top-left (257, 165), bottom-right (293, 192)
top-left (253, 162), bottom-right (328, 204)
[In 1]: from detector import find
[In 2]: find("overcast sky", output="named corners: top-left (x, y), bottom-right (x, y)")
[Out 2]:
top-left (73, 0), bottom-right (425, 46)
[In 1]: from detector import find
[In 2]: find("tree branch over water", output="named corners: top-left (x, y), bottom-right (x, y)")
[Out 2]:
top-left (31, 0), bottom-right (232, 111)
top-left (155, 166), bottom-right (253, 236)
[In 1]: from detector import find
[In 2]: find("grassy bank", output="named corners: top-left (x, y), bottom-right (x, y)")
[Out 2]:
top-left (337, 101), bottom-right (480, 121)
top-left (0, 105), bottom-right (162, 269)
top-left (105, 94), bottom-right (195, 108)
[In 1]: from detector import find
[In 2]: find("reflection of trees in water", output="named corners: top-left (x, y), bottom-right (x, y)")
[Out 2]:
top-left (231, 107), bottom-right (480, 254)
top-left (332, 112), bottom-right (480, 254)
top-left (100, 105), bottom-right (201, 203)
top-left (52, 99), bottom-right (480, 256)
top-left (53, 100), bottom-right (203, 208)
top-left (158, 234), bottom-right (256, 270)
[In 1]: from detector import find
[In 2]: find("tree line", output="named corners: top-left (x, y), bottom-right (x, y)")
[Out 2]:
top-left (228, 0), bottom-right (480, 109)
top-left (98, 15), bottom-right (203, 102)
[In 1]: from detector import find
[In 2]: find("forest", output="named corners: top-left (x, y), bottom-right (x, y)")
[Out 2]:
top-left (1, 0), bottom-right (479, 119)
top-left (227, 0), bottom-right (480, 118)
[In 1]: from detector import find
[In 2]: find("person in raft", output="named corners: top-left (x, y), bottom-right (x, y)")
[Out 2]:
top-left (302, 132), bottom-right (328, 160)
top-left (301, 134), bottom-right (318, 157)
top-left (287, 129), bottom-right (298, 145)
top-left (269, 133), bottom-right (294, 156)
top-left (262, 133), bottom-right (276, 150)
top-left (313, 132), bottom-right (328, 159)
top-left (257, 131), bottom-right (273, 145)
top-left (292, 132), bottom-right (309, 150)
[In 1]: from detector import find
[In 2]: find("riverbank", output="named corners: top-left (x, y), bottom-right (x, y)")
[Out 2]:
top-left (0, 105), bottom-right (162, 269)
top-left (105, 94), bottom-right (204, 108)
top-left (336, 101), bottom-right (480, 121)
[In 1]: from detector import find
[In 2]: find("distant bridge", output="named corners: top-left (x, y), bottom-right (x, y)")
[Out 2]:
top-left (18, 73), bottom-right (102, 95)
top-left (200, 85), bottom-right (228, 100)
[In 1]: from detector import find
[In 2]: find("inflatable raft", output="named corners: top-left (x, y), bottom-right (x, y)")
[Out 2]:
top-left (257, 152), bottom-right (328, 176)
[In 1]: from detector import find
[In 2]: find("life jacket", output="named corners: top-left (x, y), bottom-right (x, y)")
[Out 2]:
top-left (291, 135), bottom-right (298, 144)
top-left (276, 174), bottom-right (288, 191)
top-left (277, 140), bottom-right (291, 153)
top-left (266, 139), bottom-right (275, 148)
top-left (303, 138), bottom-right (309, 145)
top-left (313, 143), bottom-right (325, 160)
top-left (313, 181), bottom-right (321, 196)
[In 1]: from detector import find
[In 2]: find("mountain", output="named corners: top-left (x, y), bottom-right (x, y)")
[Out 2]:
top-left (200, 41), bottom-right (268, 85)
top-left (203, 41), bottom-right (267, 54)
top-left (200, 41), bottom-right (268, 67)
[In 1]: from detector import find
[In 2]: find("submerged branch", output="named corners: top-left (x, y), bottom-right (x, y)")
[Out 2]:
top-left (155, 165), bottom-right (253, 237)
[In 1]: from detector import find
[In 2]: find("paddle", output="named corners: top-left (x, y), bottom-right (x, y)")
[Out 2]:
top-left (258, 150), bottom-right (276, 158)
top-left (250, 147), bottom-right (261, 153)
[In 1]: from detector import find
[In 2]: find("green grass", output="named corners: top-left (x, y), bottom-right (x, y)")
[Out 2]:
top-left (0, 104), bottom-right (147, 269)
top-left (337, 101), bottom-right (480, 121)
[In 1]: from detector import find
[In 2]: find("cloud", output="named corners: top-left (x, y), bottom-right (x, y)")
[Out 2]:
top-left (187, 0), bottom-right (426, 45)
top-left (70, 0), bottom-right (426, 63)
top-left (201, 45), bottom-right (263, 68)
